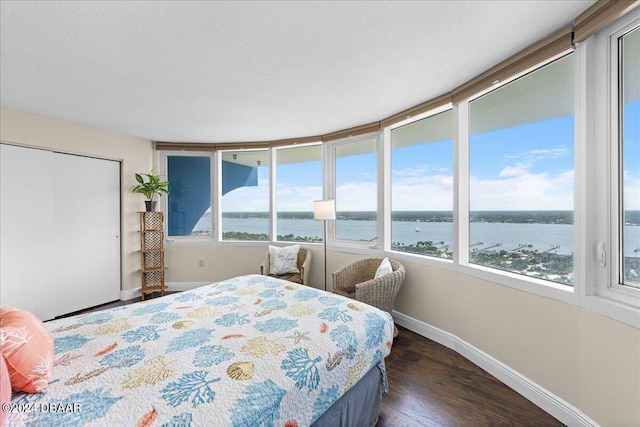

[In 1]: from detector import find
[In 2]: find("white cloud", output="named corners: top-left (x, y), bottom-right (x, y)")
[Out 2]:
top-left (623, 170), bottom-right (640, 210)
top-left (219, 159), bottom-right (583, 213)
top-left (506, 147), bottom-right (570, 162)
top-left (222, 169), bottom-right (321, 212)
top-left (336, 182), bottom-right (378, 211)
top-left (470, 170), bottom-right (574, 210)
top-left (391, 174), bottom-right (453, 211)
top-left (222, 178), bottom-right (270, 212)
top-left (276, 184), bottom-right (323, 211)
top-left (499, 164), bottom-right (530, 177)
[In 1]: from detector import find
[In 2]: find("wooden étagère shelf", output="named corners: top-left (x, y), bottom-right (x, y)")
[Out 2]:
top-left (139, 211), bottom-right (167, 300)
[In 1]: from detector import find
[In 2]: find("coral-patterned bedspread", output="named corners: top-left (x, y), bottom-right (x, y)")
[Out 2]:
top-left (6, 275), bottom-right (394, 426)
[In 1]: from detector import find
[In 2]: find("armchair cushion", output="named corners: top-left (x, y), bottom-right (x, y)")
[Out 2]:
top-left (261, 247), bottom-right (311, 285)
top-left (332, 257), bottom-right (405, 314)
top-left (374, 257), bottom-right (393, 278)
top-left (332, 257), bottom-right (405, 338)
top-left (268, 244), bottom-right (300, 275)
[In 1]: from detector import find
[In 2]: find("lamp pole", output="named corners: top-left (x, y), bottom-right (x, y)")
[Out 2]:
top-left (313, 200), bottom-right (335, 291)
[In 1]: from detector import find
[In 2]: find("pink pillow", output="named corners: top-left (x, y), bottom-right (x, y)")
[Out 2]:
top-left (0, 307), bottom-right (54, 393)
top-left (0, 355), bottom-right (10, 426)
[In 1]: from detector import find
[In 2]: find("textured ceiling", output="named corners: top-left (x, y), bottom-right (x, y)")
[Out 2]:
top-left (0, 1), bottom-right (596, 143)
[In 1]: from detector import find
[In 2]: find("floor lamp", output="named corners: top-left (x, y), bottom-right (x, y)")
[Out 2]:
top-left (314, 200), bottom-right (335, 291)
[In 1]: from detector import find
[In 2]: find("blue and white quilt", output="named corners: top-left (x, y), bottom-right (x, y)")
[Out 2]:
top-left (6, 274), bottom-right (394, 426)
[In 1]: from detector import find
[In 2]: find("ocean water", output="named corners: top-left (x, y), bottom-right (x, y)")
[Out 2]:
top-left (215, 217), bottom-right (640, 256)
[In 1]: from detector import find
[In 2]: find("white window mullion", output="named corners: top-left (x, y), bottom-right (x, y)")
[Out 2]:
top-left (215, 150), bottom-right (223, 242)
top-left (324, 141), bottom-right (335, 245)
top-left (592, 25), bottom-right (612, 295)
top-left (609, 23), bottom-right (623, 295)
top-left (270, 147), bottom-right (277, 242)
top-left (455, 102), bottom-right (470, 266)
top-left (573, 37), bottom-right (592, 306)
top-left (211, 151), bottom-right (219, 244)
top-left (382, 127), bottom-right (392, 253)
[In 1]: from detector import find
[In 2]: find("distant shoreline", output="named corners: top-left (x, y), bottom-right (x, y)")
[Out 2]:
top-left (219, 210), bottom-right (640, 226)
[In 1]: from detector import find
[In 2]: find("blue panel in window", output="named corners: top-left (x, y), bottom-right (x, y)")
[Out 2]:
top-left (167, 156), bottom-right (211, 236)
top-left (222, 160), bottom-right (257, 195)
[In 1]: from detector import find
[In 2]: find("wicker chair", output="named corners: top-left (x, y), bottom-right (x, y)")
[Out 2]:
top-left (260, 248), bottom-right (312, 285)
top-left (332, 257), bottom-right (405, 337)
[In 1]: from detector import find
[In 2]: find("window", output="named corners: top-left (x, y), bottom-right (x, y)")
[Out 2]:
top-left (591, 10), bottom-right (640, 323)
top-left (618, 26), bottom-right (639, 289)
top-left (390, 110), bottom-right (453, 259)
top-left (334, 136), bottom-right (378, 243)
top-left (166, 153), bottom-right (212, 237)
top-left (220, 150), bottom-right (270, 241)
top-left (275, 144), bottom-right (323, 242)
top-left (468, 55), bottom-right (575, 286)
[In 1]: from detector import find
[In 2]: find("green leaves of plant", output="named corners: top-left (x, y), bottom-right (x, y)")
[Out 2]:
top-left (131, 172), bottom-right (170, 200)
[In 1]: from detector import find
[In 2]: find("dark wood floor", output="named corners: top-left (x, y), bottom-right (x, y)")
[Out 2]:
top-left (379, 327), bottom-right (564, 427)
top-left (66, 293), bottom-right (564, 427)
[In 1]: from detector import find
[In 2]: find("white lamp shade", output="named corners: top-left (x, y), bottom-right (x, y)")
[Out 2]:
top-left (313, 200), bottom-right (336, 220)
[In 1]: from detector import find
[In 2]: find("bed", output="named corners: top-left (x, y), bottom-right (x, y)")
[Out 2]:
top-left (4, 274), bottom-right (394, 426)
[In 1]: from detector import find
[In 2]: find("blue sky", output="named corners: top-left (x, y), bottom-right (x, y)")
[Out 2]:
top-left (623, 102), bottom-right (640, 211)
top-left (469, 114), bottom-right (575, 211)
top-left (391, 139), bottom-right (453, 211)
top-left (221, 101), bottom-right (639, 212)
top-left (277, 160), bottom-right (322, 212)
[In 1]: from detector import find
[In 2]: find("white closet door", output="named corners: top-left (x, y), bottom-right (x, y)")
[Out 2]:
top-left (0, 144), bottom-right (57, 320)
top-left (54, 153), bottom-right (121, 315)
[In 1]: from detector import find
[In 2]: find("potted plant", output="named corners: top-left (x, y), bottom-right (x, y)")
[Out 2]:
top-left (131, 172), bottom-right (170, 211)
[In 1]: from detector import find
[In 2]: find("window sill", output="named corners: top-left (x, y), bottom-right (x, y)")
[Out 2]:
top-left (456, 263), bottom-right (577, 305)
top-left (585, 295), bottom-right (640, 329)
top-left (165, 237), bottom-right (216, 247)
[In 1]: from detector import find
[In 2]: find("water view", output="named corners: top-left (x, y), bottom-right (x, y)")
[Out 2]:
top-left (192, 210), bottom-right (640, 287)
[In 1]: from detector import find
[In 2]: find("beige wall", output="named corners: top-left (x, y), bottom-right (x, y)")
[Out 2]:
top-left (165, 243), bottom-right (328, 289)
top-left (165, 245), bottom-right (266, 283)
top-left (0, 107), bottom-right (153, 292)
top-left (325, 250), bottom-right (639, 427)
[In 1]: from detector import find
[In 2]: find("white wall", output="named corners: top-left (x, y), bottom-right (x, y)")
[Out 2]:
top-left (0, 107), bottom-right (153, 293)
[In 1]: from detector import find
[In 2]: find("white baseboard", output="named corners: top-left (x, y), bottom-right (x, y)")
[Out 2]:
top-left (120, 282), bottom-right (211, 301)
top-left (391, 311), bottom-right (599, 427)
top-left (120, 288), bottom-right (140, 301)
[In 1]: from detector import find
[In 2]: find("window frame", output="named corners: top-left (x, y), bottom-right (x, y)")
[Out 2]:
top-left (459, 53), bottom-right (579, 303)
top-left (328, 132), bottom-right (382, 249)
top-left (159, 150), bottom-right (216, 245)
top-left (612, 20), bottom-right (640, 295)
top-left (591, 10), bottom-right (640, 316)
top-left (272, 141), bottom-right (324, 244)
top-left (455, 101), bottom-right (578, 305)
top-left (386, 105), bottom-right (456, 262)
top-left (217, 147), bottom-right (271, 244)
